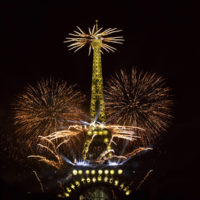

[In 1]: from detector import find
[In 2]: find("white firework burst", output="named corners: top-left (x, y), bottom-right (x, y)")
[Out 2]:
top-left (64, 21), bottom-right (124, 55)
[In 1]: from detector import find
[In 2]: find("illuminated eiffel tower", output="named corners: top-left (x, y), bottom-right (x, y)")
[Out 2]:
top-left (65, 20), bottom-right (124, 161)
top-left (62, 21), bottom-right (151, 200)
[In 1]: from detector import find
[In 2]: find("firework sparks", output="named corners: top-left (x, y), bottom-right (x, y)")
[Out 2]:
top-left (28, 123), bottom-right (88, 167)
top-left (28, 137), bottom-right (63, 169)
top-left (43, 124), bottom-right (88, 150)
top-left (13, 77), bottom-right (87, 146)
top-left (27, 122), bottom-right (145, 168)
top-left (32, 170), bottom-right (44, 192)
top-left (64, 23), bottom-right (124, 55)
top-left (104, 67), bottom-right (173, 146)
top-left (136, 169), bottom-right (154, 190)
top-left (107, 125), bottom-right (144, 143)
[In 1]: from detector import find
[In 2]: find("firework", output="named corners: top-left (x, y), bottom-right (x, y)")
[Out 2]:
top-left (28, 123), bottom-right (89, 167)
top-left (28, 137), bottom-right (63, 169)
top-left (13, 77), bottom-right (87, 146)
top-left (28, 123), bottom-right (146, 167)
top-left (104, 67), bottom-right (173, 146)
top-left (64, 22), bottom-right (124, 55)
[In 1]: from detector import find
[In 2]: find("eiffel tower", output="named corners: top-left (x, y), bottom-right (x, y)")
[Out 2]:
top-left (62, 21), bottom-right (150, 200)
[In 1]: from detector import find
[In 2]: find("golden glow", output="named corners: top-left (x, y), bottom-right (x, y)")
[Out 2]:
top-left (98, 130), bottom-right (103, 135)
top-left (64, 193), bottom-right (70, 197)
top-left (104, 169), bottom-right (109, 175)
top-left (114, 180), bottom-right (119, 186)
top-left (123, 186), bottom-right (129, 192)
top-left (103, 130), bottom-right (108, 135)
top-left (104, 137), bottom-right (109, 143)
top-left (75, 181), bottom-right (80, 187)
top-left (91, 169), bottom-right (96, 175)
top-left (66, 187), bottom-right (71, 193)
top-left (98, 169), bottom-right (103, 175)
top-left (81, 178), bottom-right (86, 184)
top-left (72, 169), bottom-right (78, 175)
top-left (109, 178), bottom-right (113, 183)
top-left (120, 183), bottom-right (124, 189)
top-left (97, 176), bottom-right (102, 182)
top-left (118, 169), bottom-right (123, 175)
top-left (87, 177), bottom-right (91, 183)
top-left (104, 176), bottom-right (108, 182)
top-left (125, 190), bottom-right (131, 196)
top-left (87, 131), bottom-right (92, 135)
top-left (110, 169), bottom-right (115, 175)
top-left (85, 170), bottom-right (90, 175)
top-left (78, 170), bottom-right (83, 175)
top-left (92, 177), bottom-right (97, 183)
top-left (70, 184), bottom-right (75, 189)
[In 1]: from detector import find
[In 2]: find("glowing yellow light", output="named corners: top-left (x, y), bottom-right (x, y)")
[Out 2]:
top-left (66, 187), bottom-right (71, 193)
top-left (92, 177), bottom-right (96, 183)
top-left (87, 177), bottom-right (91, 183)
top-left (103, 130), bottom-right (108, 135)
top-left (104, 169), bottom-right (109, 175)
top-left (85, 170), bottom-right (90, 175)
top-left (107, 145), bottom-right (111, 150)
top-left (120, 183), bottom-right (124, 189)
top-left (64, 193), bottom-right (70, 197)
top-left (81, 178), bottom-right (86, 184)
top-left (91, 169), bottom-right (96, 175)
top-left (109, 178), bottom-right (113, 183)
top-left (98, 169), bottom-right (103, 175)
top-left (104, 138), bottom-right (109, 143)
top-left (97, 176), bottom-right (102, 181)
top-left (78, 170), bottom-right (83, 175)
top-left (114, 180), bottom-right (119, 186)
top-left (125, 190), bottom-right (131, 196)
top-left (123, 186), bottom-right (129, 192)
top-left (93, 130), bottom-right (98, 135)
top-left (104, 176), bottom-right (108, 182)
top-left (70, 184), bottom-right (75, 189)
top-left (72, 169), bottom-right (78, 175)
top-left (118, 169), bottom-right (123, 174)
top-left (110, 169), bottom-right (115, 175)
top-left (87, 131), bottom-right (92, 135)
top-left (99, 131), bottom-right (103, 135)
top-left (75, 181), bottom-right (80, 187)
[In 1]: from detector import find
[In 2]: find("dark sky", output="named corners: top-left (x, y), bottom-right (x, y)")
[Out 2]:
top-left (1, 1), bottom-right (199, 200)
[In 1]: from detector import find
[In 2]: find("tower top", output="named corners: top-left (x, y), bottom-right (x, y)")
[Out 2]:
top-left (64, 22), bottom-right (124, 55)
top-left (95, 20), bottom-right (99, 31)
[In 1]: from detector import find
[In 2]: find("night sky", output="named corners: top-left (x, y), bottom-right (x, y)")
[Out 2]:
top-left (1, 1), bottom-right (199, 200)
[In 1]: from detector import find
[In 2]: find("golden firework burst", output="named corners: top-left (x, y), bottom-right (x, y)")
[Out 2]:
top-left (13, 77), bottom-right (87, 146)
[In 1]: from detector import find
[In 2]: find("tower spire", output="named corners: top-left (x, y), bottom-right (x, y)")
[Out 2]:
top-left (95, 19), bottom-right (99, 31)
top-left (90, 20), bottom-right (106, 124)
top-left (64, 22), bottom-right (124, 160)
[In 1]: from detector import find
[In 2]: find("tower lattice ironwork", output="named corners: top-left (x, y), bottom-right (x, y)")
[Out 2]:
top-left (64, 20), bottom-right (124, 160)
top-left (90, 21), bottom-right (106, 124)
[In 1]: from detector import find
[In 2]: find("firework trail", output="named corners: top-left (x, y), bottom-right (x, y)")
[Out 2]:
top-left (28, 123), bottom-right (147, 167)
top-left (13, 77), bottom-right (87, 148)
top-left (32, 170), bottom-right (44, 192)
top-left (104, 67), bottom-right (173, 147)
top-left (28, 136), bottom-right (63, 169)
top-left (136, 169), bottom-right (154, 190)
